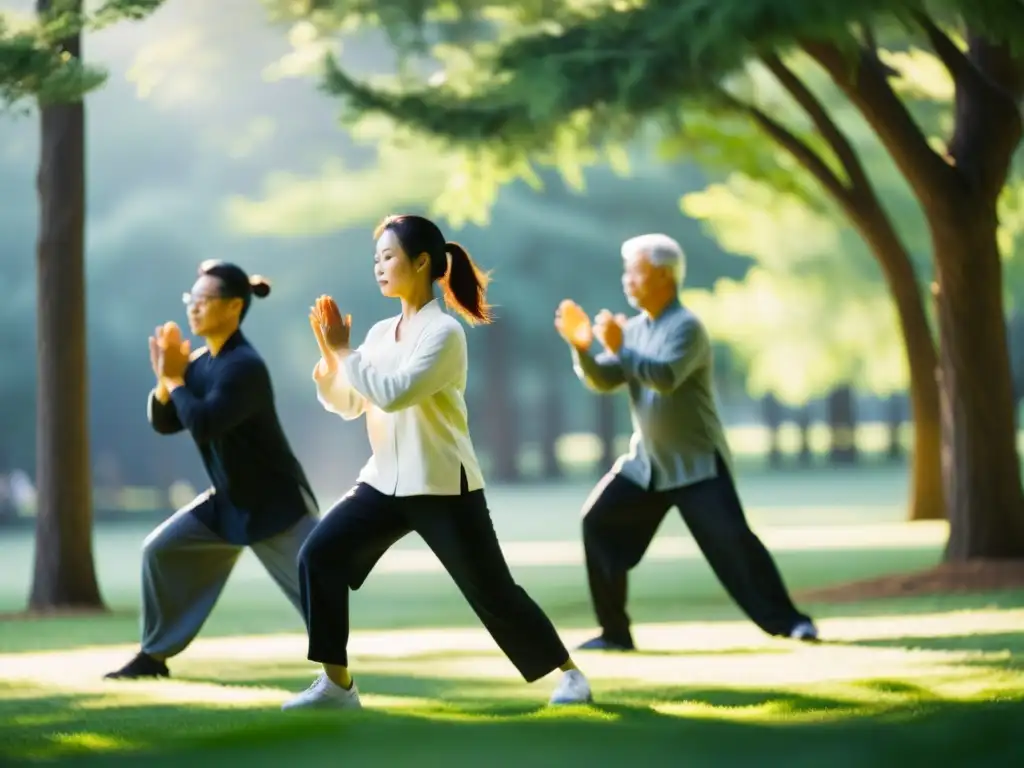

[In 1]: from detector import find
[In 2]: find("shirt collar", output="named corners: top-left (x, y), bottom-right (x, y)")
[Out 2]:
top-left (216, 329), bottom-right (246, 354)
top-left (397, 298), bottom-right (443, 337)
top-left (645, 296), bottom-right (682, 326)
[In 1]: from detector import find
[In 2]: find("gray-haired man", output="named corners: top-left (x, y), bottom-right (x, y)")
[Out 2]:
top-left (555, 233), bottom-right (817, 651)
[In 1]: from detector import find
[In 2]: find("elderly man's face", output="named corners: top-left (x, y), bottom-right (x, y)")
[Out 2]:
top-left (622, 250), bottom-right (673, 310)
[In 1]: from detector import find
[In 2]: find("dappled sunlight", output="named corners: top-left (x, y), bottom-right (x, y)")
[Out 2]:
top-left (48, 732), bottom-right (135, 753)
top-left (0, 604), bottom-right (1020, 763)
top-left (74, 680), bottom-right (286, 710)
top-left (813, 608), bottom-right (1024, 643)
top-left (396, 703), bottom-right (612, 725)
top-left (2, 608), bottom-right (1020, 710)
top-left (349, 693), bottom-right (438, 710)
top-left (288, 521), bottom-right (945, 576)
top-left (651, 698), bottom-right (870, 724)
top-left (126, 27), bottom-right (224, 109)
top-left (222, 120), bottom-right (454, 237)
top-left (4, 606), bottom-right (1021, 690)
top-left (9, 713), bottom-right (72, 728)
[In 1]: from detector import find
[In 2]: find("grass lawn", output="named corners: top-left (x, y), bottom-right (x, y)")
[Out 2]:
top-left (1, 468), bottom-right (1022, 765)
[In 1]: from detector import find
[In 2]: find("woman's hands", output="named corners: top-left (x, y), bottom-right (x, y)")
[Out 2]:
top-left (310, 295), bottom-right (352, 375)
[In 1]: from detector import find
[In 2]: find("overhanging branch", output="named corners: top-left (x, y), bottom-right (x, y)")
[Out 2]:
top-left (720, 90), bottom-right (852, 207)
top-left (760, 53), bottom-right (872, 194)
top-left (803, 39), bottom-right (960, 211)
top-left (911, 11), bottom-right (977, 84)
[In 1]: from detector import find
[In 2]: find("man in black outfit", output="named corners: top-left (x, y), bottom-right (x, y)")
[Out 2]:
top-left (105, 261), bottom-right (320, 679)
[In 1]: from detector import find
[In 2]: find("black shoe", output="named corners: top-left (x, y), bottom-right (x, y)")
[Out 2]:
top-left (576, 635), bottom-right (635, 652)
top-left (104, 652), bottom-right (170, 680)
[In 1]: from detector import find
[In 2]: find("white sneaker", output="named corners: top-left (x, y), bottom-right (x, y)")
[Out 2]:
top-left (789, 620), bottom-right (819, 641)
top-left (549, 669), bottom-right (593, 705)
top-left (281, 673), bottom-right (362, 711)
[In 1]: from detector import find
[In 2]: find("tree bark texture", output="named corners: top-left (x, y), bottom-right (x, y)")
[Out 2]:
top-left (934, 214), bottom-right (1024, 559)
top-left (29, 0), bottom-right (106, 611)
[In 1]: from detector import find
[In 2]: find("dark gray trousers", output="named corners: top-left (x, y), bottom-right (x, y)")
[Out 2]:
top-left (139, 494), bottom-right (317, 659)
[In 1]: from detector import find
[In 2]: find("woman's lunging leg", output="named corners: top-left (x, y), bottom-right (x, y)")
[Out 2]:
top-left (284, 484), bottom-right (409, 710)
top-left (415, 491), bottom-right (591, 702)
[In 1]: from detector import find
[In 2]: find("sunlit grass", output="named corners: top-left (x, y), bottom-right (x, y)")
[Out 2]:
top-left (0, 469), bottom-right (947, 656)
top-left (1, 476), bottom-right (1021, 764)
top-left (0, 605), bottom-right (1022, 765)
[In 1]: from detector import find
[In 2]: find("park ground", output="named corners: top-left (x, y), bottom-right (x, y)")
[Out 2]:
top-left (0, 465), bottom-right (1022, 766)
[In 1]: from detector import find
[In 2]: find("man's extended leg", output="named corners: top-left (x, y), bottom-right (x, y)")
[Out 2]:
top-left (251, 509), bottom-right (319, 616)
top-left (106, 495), bottom-right (241, 679)
top-left (675, 455), bottom-right (816, 640)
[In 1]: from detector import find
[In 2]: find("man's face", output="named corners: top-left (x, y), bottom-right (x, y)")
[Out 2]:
top-left (621, 250), bottom-right (672, 310)
top-left (183, 275), bottom-right (241, 336)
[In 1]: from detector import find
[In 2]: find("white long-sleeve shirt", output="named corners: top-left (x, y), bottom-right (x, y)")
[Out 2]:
top-left (312, 299), bottom-right (486, 496)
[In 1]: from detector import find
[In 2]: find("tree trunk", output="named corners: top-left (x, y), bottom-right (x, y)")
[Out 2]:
top-left (795, 405), bottom-right (812, 468)
top-left (759, 43), bottom-right (945, 518)
top-left (539, 383), bottom-right (564, 480)
top-left (761, 393), bottom-right (783, 469)
top-left (1008, 312), bottom-right (1024, 424)
top-left (826, 385), bottom-right (858, 465)
top-left (852, 206), bottom-right (944, 521)
top-left (29, 1), bottom-right (106, 612)
top-left (933, 215), bottom-right (1024, 560)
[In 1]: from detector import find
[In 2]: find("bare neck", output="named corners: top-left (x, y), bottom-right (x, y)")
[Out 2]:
top-left (205, 325), bottom-right (239, 357)
top-left (641, 290), bottom-right (677, 321)
top-left (400, 286), bottom-right (435, 324)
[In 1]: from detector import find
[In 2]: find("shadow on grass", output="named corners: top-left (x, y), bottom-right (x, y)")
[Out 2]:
top-left (833, 630), bottom-right (1024, 655)
top-left (2, 672), bottom-right (1023, 768)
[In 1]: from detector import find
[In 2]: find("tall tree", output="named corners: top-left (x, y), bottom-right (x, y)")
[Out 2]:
top-left (276, 1), bottom-right (944, 521)
top-left (304, 0), bottom-right (1024, 560)
top-left (5, 0), bottom-right (167, 611)
top-left (30, 0), bottom-right (100, 611)
top-left (681, 174), bottom-right (916, 471)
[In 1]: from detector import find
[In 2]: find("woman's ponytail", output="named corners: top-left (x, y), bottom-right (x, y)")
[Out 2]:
top-left (439, 242), bottom-right (493, 325)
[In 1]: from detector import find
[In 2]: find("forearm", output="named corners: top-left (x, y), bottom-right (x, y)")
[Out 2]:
top-left (617, 345), bottom-right (699, 393)
top-left (148, 388), bottom-right (184, 434)
top-left (341, 329), bottom-right (461, 412)
top-left (166, 365), bottom-right (262, 441)
top-left (571, 347), bottom-right (625, 393)
top-left (313, 358), bottom-right (366, 420)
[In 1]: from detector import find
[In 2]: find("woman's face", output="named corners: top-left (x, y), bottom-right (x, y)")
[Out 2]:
top-left (374, 228), bottom-right (428, 299)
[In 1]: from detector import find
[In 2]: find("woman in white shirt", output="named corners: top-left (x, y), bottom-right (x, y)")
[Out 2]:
top-left (282, 214), bottom-right (592, 711)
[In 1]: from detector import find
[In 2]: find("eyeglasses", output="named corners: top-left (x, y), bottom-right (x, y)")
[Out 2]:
top-left (181, 292), bottom-right (224, 308)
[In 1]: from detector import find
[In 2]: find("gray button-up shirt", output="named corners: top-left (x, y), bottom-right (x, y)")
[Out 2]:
top-left (571, 299), bottom-right (732, 491)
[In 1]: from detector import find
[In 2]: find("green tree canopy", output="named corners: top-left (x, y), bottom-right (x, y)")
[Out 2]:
top-left (294, 0), bottom-right (1024, 555)
top-left (682, 175), bottom-right (911, 403)
top-left (0, 1), bottom-right (165, 108)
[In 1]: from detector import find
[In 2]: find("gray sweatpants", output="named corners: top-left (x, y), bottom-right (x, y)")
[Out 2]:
top-left (139, 494), bottom-right (318, 659)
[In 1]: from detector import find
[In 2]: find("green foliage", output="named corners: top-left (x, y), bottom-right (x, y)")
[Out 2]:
top-left (308, 0), bottom-right (1024, 148)
top-left (0, 1), bottom-right (167, 111)
top-left (224, 117), bottom-right (458, 235)
top-left (298, 0), bottom-right (1024, 209)
top-left (296, 0), bottom-right (1024, 397)
top-left (0, 14), bottom-right (102, 109)
top-left (682, 176), bottom-right (910, 403)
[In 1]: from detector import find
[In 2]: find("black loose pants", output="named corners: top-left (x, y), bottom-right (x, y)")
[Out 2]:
top-left (582, 453), bottom-right (810, 646)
